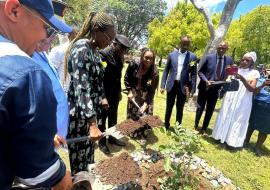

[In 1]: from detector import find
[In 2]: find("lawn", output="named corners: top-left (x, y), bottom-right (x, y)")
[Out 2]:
top-left (95, 64), bottom-right (270, 190)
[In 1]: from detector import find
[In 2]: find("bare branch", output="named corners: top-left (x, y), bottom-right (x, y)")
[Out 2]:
top-left (219, 0), bottom-right (241, 27)
top-left (190, 0), bottom-right (215, 39)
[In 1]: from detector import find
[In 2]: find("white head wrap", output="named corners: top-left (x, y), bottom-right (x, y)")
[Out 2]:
top-left (244, 51), bottom-right (257, 63)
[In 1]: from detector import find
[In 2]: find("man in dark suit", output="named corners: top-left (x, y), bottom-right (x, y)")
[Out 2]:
top-left (98, 34), bottom-right (131, 154)
top-left (195, 41), bottom-right (233, 134)
top-left (161, 36), bottom-right (197, 129)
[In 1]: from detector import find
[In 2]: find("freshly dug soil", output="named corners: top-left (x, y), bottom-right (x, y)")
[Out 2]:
top-left (140, 160), bottom-right (170, 190)
top-left (95, 152), bottom-right (142, 186)
top-left (116, 119), bottom-right (144, 135)
top-left (139, 115), bottom-right (164, 128)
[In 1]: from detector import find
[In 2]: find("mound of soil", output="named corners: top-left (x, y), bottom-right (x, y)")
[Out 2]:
top-left (116, 119), bottom-right (144, 136)
top-left (139, 115), bottom-right (164, 128)
top-left (140, 160), bottom-right (170, 190)
top-left (95, 152), bottom-right (142, 186)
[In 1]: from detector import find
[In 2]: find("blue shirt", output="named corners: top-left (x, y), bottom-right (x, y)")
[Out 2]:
top-left (0, 35), bottom-right (65, 189)
top-left (255, 76), bottom-right (270, 103)
top-left (32, 52), bottom-right (69, 138)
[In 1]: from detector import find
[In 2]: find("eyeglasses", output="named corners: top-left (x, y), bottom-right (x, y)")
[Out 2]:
top-left (21, 4), bottom-right (58, 38)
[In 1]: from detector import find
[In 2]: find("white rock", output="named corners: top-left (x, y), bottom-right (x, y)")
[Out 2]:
top-left (211, 180), bottom-right (219, 188)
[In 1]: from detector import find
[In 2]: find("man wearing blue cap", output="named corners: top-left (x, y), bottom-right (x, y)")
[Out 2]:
top-left (0, 0), bottom-right (72, 189)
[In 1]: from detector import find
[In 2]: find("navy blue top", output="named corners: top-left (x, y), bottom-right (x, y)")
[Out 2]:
top-left (0, 35), bottom-right (65, 189)
top-left (255, 77), bottom-right (270, 103)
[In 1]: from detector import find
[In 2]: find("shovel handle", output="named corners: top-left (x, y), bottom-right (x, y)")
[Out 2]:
top-left (66, 136), bottom-right (91, 144)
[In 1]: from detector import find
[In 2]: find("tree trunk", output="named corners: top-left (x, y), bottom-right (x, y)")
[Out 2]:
top-left (187, 0), bottom-right (241, 111)
top-left (190, 0), bottom-right (241, 55)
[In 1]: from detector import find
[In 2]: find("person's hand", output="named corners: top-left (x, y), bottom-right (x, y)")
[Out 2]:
top-left (89, 123), bottom-right (103, 141)
top-left (160, 88), bottom-right (165, 95)
top-left (127, 91), bottom-right (133, 100)
top-left (139, 103), bottom-right (148, 114)
top-left (263, 80), bottom-right (270, 87)
top-left (51, 171), bottom-right (72, 190)
top-left (190, 93), bottom-right (194, 98)
top-left (54, 135), bottom-right (66, 149)
top-left (102, 98), bottom-right (109, 110)
top-left (206, 80), bottom-right (214, 86)
top-left (235, 73), bottom-right (244, 81)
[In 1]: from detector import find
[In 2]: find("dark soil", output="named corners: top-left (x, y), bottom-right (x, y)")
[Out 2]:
top-left (140, 160), bottom-right (170, 190)
top-left (139, 115), bottom-right (164, 128)
top-left (116, 119), bottom-right (144, 136)
top-left (95, 152), bottom-right (142, 186)
top-left (191, 169), bottom-right (215, 190)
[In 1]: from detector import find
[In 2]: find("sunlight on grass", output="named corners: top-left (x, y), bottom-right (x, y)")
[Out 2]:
top-left (95, 65), bottom-right (270, 190)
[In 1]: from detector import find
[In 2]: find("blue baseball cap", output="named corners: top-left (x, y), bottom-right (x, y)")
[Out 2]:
top-left (19, 0), bottom-right (72, 33)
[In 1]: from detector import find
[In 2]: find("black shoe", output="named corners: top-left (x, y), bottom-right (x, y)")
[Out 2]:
top-left (108, 136), bottom-right (126, 146)
top-left (164, 123), bottom-right (170, 130)
top-left (199, 129), bottom-right (207, 136)
top-left (194, 124), bottom-right (199, 131)
top-left (98, 139), bottom-right (110, 154)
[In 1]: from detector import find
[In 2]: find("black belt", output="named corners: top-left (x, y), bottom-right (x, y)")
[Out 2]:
top-left (175, 80), bottom-right (180, 83)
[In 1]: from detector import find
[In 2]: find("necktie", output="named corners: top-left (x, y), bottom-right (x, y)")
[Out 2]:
top-left (216, 57), bottom-right (222, 80)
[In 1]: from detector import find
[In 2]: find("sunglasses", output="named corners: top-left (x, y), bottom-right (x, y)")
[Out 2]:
top-left (21, 4), bottom-right (58, 38)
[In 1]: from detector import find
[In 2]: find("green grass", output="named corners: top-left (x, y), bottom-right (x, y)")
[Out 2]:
top-left (95, 65), bottom-right (270, 190)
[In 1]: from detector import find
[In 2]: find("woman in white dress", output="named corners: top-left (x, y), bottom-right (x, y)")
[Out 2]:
top-left (212, 52), bottom-right (260, 148)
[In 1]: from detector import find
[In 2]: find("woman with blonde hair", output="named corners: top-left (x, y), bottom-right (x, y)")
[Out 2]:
top-left (65, 12), bottom-right (116, 174)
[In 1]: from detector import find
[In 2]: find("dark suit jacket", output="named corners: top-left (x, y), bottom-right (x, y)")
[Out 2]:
top-left (198, 53), bottom-right (233, 90)
top-left (99, 46), bottom-right (124, 98)
top-left (161, 50), bottom-right (197, 94)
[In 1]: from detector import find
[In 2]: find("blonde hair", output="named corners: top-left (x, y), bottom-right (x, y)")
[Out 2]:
top-left (63, 12), bottom-right (114, 82)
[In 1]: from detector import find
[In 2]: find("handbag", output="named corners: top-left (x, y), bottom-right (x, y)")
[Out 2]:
top-left (219, 79), bottom-right (239, 99)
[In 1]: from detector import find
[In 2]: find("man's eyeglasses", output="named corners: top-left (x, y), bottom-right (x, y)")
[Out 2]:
top-left (21, 4), bottom-right (58, 38)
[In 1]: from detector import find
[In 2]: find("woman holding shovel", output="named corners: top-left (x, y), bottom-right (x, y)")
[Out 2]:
top-left (64, 12), bottom-right (116, 175)
top-left (124, 48), bottom-right (159, 120)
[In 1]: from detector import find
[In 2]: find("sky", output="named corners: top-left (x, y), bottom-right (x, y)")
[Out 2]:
top-left (165, 0), bottom-right (270, 19)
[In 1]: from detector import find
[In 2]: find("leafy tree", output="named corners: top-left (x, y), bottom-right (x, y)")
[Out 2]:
top-left (64, 0), bottom-right (166, 44)
top-left (64, 0), bottom-right (92, 26)
top-left (226, 6), bottom-right (270, 65)
top-left (148, 2), bottom-right (210, 58)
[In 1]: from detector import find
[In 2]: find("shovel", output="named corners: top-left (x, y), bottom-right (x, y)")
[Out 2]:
top-left (65, 126), bottom-right (124, 145)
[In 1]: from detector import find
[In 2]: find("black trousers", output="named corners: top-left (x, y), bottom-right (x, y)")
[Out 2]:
top-left (99, 95), bottom-right (120, 132)
top-left (164, 81), bottom-right (186, 128)
top-left (195, 86), bottom-right (219, 131)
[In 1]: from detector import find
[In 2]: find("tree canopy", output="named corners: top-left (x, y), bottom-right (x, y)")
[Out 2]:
top-left (226, 5), bottom-right (270, 65)
top-left (148, 2), bottom-right (210, 58)
top-left (64, 0), bottom-right (166, 44)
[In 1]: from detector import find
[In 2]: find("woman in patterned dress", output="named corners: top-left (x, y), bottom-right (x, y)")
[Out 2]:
top-left (124, 48), bottom-right (159, 120)
top-left (64, 12), bottom-right (116, 175)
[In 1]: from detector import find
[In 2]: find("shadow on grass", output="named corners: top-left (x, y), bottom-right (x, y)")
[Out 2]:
top-left (107, 136), bottom-right (137, 154)
top-left (198, 128), bottom-right (270, 156)
top-left (130, 129), bottom-right (159, 150)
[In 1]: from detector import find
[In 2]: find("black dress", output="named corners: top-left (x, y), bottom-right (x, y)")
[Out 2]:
top-left (124, 61), bottom-right (159, 120)
top-left (99, 46), bottom-right (124, 130)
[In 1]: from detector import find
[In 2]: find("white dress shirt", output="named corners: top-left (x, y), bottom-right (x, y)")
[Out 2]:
top-left (49, 42), bottom-right (70, 93)
top-left (175, 50), bottom-right (187, 81)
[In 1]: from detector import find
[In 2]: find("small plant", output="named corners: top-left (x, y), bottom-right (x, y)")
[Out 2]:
top-left (158, 123), bottom-right (202, 190)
